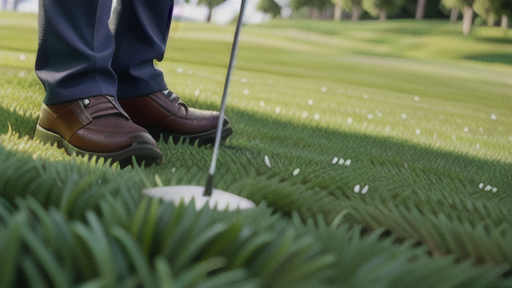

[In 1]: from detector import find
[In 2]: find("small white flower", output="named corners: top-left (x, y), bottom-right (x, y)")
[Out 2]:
top-left (361, 185), bottom-right (369, 194)
top-left (332, 157), bottom-right (338, 164)
top-left (367, 114), bottom-right (374, 120)
top-left (492, 187), bottom-right (497, 193)
top-left (275, 106), bottom-right (281, 114)
top-left (376, 110), bottom-right (382, 117)
top-left (478, 183), bottom-right (484, 189)
top-left (320, 87), bottom-right (327, 92)
top-left (490, 114), bottom-right (497, 120)
top-left (176, 68), bottom-right (184, 73)
top-left (308, 99), bottom-right (313, 105)
top-left (243, 89), bottom-right (249, 95)
top-left (301, 111), bottom-right (308, 118)
top-left (414, 96), bottom-right (420, 102)
top-left (415, 129), bottom-right (421, 135)
top-left (347, 117), bottom-right (353, 124)
top-left (363, 94), bottom-right (369, 99)
top-left (484, 185), bottom-right (492, 191)
top-left (260, 101), bottom-right (265, 107)
top-left (402, 114), bottom-right (407, 120)
top-left (354, 185), bottom-right (360, 193)
top-left (19, 54), bottom-right (26, 61)
top-left (264, 155), bottom-right (271, 168)
top-left (463, 127), bottom-right (469, 132)
top-left (241, 78), bottom-right (248, 82)
top-left (194, 88), bottom-right (200, 97)
top-left (345, 159), bottom-right (351, 166)
top-left (293, 168), bottom-right (300, 176)
top-left (338, 158), bottom-right (345, 165)
top-left (314, 114), bottom-right (320, 120)
top-left (171, 167), bottom-right (176, 173)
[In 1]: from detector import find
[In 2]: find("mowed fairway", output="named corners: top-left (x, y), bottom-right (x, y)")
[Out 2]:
top-left (1, 11), bottom-right (511, 288)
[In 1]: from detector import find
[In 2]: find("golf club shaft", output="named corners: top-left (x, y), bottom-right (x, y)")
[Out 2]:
top-left (204, 0), bottom-right (247, 196)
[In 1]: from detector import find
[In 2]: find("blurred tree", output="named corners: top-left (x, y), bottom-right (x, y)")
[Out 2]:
top-left (291, 0), bottom-right (333, 10)
top-left (403, 0), bottom-right (445, 19)
top-left (460, 0), bottom-right (476, 35)
top-left (473, 0), bottom-right (495, 26)
top-left (186, 0), bottom-right (228, 22)
top-left (441, 0), bottom-right (460, 22)
top-left (332, 0), bottom-right (344, 21)
top-left (275, 0), bottom-right (294, 19)
top-left (258, 0), bottom-right (282, 18)
top-left (362, 0), bottom-right (405, 21)
top-left (415, 0), bottom-right (427, 20)
top-left (489, 0), bottom-right (512, 30)
top-left (291, 0), bottom-right (333, 19)
top-left (441, 0), bottom-right (475, 35)
top-left (341, 0), bottom-right (363, 21)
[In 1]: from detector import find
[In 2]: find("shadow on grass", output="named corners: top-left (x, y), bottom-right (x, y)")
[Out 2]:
top-left (0, 105), bottom-right (37, 137)
top-left (476, 36), bottom-right (512, 45)
top-left (380, 24), bottom-right (461, 37)
top-left (222, 106), bottom-right (511, 202)
top-left (2, 99), bottom-right (511, 209)
top-left (383, 26), bottom-right (435, 36)
top-left (464, 53), bottom-right (512, 65)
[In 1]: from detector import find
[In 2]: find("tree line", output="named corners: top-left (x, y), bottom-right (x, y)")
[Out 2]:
top-left (256, 0), bottom-right (511, 35)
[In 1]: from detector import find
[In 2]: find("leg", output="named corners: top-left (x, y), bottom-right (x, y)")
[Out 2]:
top-left (34, 0), bottom-right (162, 166)
top-left (113, 0), bottom-right (232, 145)
top-left (112, 0), bottom-right (173, 99)
top-left (35, 0), bottom-right (117, 105)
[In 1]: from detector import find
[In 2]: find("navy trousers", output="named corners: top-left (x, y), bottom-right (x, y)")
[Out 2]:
top-left (36, 0), bottom-right (174, 105)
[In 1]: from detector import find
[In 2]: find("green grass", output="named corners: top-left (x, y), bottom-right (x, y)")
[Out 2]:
top-left (1, 12), bottom-right (511, 288)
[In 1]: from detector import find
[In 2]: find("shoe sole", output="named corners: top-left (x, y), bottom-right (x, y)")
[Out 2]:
top-left (148, 126), bottom-right (233, 146)
top-left (35, 124), bottom-right (163, 167)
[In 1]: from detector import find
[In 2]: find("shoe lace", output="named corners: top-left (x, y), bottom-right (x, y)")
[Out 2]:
top-left (81, 96), bottom-right (129, 119)
top-left (163, 90), bottom-right (189, 113)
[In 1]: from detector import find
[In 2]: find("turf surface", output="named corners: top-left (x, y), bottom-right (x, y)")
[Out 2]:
top-left (1, 12), bottom-right (511, 288)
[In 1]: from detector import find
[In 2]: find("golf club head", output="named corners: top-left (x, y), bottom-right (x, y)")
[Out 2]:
top-left (143, 185), bottom-right (256, 211)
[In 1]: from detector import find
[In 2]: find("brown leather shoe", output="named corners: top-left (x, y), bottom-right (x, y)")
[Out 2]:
top-left (118, 90), bottom-right (233, 146)
top-left (34, 95), bottom-right (163, 167)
